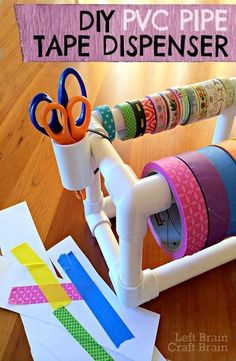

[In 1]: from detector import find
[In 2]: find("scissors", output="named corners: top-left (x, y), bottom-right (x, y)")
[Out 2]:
top-left (41, 95), bottom-right (91, 145)
top-left (29, 68), bottom-right (87, 135)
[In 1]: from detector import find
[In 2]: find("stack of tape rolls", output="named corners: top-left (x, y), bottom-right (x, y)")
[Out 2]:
top-left (142, 139), bottom-right (236, 259)
top-left (94, 78), bottom-right (235, 141)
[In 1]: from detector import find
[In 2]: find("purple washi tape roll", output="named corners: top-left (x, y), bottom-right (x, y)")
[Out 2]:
top-left (142, 156), bottom-right (208, 259)
top-left (177, 151), bottom-right (230, 248)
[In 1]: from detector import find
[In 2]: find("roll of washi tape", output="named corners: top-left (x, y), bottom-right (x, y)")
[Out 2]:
top-left (114, 102), bottom-right (137, 140)
top-left (128, 100), bottom-right (146, 137)
top-left (200, 79), bottom-right (219, 118)
top-left (94, 105), bottom-right (116, 141)
top-left (217, 78), bottom-right (235, 107)
top-left (142, 157), bottom-right (208, 259)
top-left (160, 90), bottom-right (181, 129)
top-left (177, 151), bottom-right (230, 248)
top-left (213, 139), bottom-right (236, 161)
top-left (147, 93), bottom-right (168, 133)
top-left (182, 86), bottom-right (199, 124)
top-left (191, 84), bottom-right (209, 120)
top-left (168, 87), bottom-right (189, 124)
top-left (197, 145), bottom-right (236, 236)
top-left (211, 78), bottom-right (227, 114)
top-left (140, 97), bottom-right (157, 134)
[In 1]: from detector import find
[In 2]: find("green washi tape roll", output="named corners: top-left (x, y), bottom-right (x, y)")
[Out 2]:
top-left (94, 105), bottom-right (116, 141)
top-left (115, 102), bottom-right (137, 140)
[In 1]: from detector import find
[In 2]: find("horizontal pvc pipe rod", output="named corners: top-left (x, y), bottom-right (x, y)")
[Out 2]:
top-left (153, 237), bottom-right (236, 292)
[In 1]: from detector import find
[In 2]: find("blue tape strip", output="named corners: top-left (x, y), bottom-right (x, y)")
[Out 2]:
top-left (197, 146), bottom-right (236, 236)
top-left (58, 251), bottom-right (134, 348)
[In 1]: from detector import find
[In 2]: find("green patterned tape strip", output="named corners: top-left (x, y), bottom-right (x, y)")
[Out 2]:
top-left (54, 307), bottom-right (113, 361)
top-left (115, 103), bottom-right (137, 140)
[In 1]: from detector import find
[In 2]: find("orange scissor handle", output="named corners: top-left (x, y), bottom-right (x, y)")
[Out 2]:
top-left (41, 102), bottom-right (76, 145)
top-left (66, 95), bottom-right (92, 142)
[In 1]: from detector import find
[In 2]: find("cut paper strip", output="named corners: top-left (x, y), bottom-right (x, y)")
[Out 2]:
top-left (9, 283), bottom-right (82, 305)
top-left (12, 242), bottom-right (71, 310)
top-left (54, 306), bottom-right (113, 361)
top-left (58, 251), bottom-right (135, 348)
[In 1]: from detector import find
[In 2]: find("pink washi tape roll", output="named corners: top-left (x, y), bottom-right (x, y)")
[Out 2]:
top-left (147, 94), bottom-right (168, 133)
top-left (160, 90), bottom-right (182, 130)
top-left (141, 98), bottom-right (157, 134)
top-left (142, 156), bottom-right (208, 259)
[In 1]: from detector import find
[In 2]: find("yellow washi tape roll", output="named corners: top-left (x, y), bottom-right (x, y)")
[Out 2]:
top-left (12, 243), bottom-right (71, 310)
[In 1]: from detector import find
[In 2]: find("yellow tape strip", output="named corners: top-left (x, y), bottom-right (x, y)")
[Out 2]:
top-left (12, 242), bottom-right (71, 310)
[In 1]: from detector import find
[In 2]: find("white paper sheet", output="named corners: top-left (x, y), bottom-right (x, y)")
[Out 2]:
top-left (0, 202), bottom-right (161, 361)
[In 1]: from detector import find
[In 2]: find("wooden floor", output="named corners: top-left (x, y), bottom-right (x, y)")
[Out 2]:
top-left (1, 0), bottom-right (236, 360)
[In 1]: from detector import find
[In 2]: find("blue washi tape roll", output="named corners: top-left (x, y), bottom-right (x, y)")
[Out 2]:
top-left (197, 146), bottom-right (236, 237)
top-left (58, 251), bottom-right (134, 348)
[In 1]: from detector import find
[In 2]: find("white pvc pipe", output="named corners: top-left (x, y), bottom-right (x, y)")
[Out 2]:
top-left (153, 237), bottom-right (236, 292)
top-left (93, 221), bottom-right (119, 273)
top-left (212, 111), bottom-right (235, 144)
top-left (85, 171), bottom-right (103, 203)
top-left (103, 196), bottom-right (116, 219)
top-left (119, 236), bottom-right (144, 287)
top-left (89, 134), bottom-right (124, 179)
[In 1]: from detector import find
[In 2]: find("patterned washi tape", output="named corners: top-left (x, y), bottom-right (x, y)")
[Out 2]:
top-left (182, 86), bottom-right (199, 124)
top-left (147, 94), bottom-right (168, 133)
top-left (217, 78), bottom-right (235, 107)
top-left (198, 146), bottom-right (236, 236)
top-left (54, 307), bottom-right (113, 361)
top-left (115, 102), bottom-right (137, 140)
top-left (9, 283), bottom-right (83, 305)
top-left (94, 105), bottom-right (116, 141)
top-left (168, 87), bottom-right (190, 124)
top-left (142, 156), bottom-right (208, 259)
top-left (200, 79), bottom-right (220, 118)
top-left (140, 98), bottom-right (157, 134)
top-left (12, 243), bottom-right (112, 360)
top-left (191, 84), bottom-right (209, 120)
top-left (128, 99), bottom-right (146, 137)
top-left (177, 151), bottom-right (230, 248)
top-left (211, 78), bottom-right (227, 114)
top-left (12, 243), bottom-right (71, 310)
top-left (160, 90), bottom-right (181, 129)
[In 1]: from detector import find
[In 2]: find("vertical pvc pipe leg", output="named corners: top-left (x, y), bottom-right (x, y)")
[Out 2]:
top-left (212, 111), bottom-right (235, 144)
top-left (119, 236), bottom-right (143, 287)
top-left (85, 170), bottom-right (103, 203)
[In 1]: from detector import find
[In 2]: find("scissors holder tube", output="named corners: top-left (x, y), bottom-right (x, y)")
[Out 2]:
top-left (52, 134), bottom-right (95, 191)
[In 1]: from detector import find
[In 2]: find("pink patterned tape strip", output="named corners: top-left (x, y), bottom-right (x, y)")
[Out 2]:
top-left (9, 283), bottom-right (83, 305)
